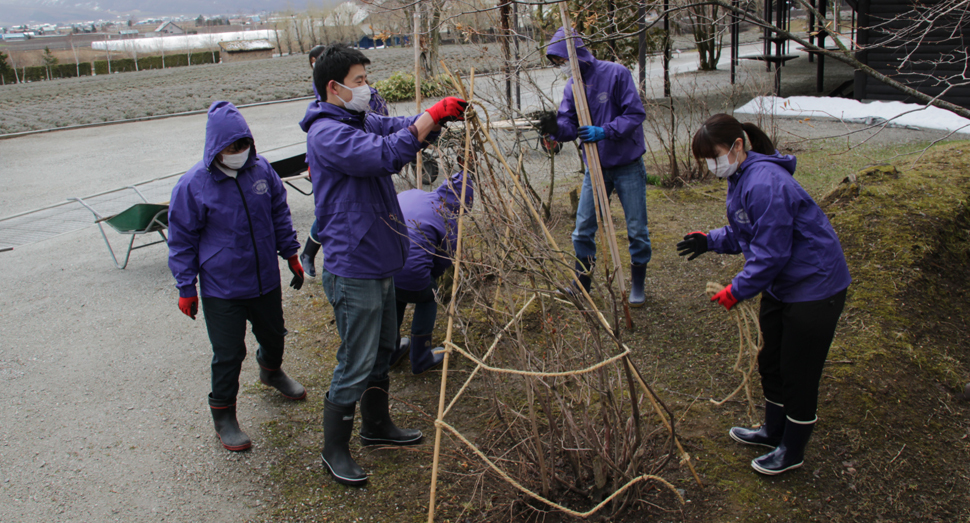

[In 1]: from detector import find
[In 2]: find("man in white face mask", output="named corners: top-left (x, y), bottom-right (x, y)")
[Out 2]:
top-left (300, 44), bottom-right (468, 488)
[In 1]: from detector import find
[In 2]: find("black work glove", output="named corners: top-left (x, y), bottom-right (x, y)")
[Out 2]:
top-left (676, 231), bottom-right (709, 261)
top-left (538, 111), bottom-right (558, 137)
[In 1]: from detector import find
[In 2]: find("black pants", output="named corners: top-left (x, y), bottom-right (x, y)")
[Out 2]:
top-left (201, 286), bottom-right (286, 403)
top-left (758, 288), bottom-right (847, 423)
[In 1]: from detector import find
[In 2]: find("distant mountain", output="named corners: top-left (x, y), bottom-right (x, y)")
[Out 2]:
top-left (0, 0), bottom-right (334, 26)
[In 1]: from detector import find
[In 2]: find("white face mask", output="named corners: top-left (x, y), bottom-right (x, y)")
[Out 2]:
top-left (559, 62), bottom-right (572, 78)
top-left (336, 82), bottom-right (371, 113)
top-left (706, 141), bottom-right (741, 179)
top-left (220, 148), bottom-right (250, 170)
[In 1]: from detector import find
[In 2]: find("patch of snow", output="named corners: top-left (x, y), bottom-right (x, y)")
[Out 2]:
top-left (736, 95), bottom-right (970, 135)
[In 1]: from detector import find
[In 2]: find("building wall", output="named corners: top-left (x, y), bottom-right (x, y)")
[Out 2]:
top-left (854, 0), bottom-right (970, 109)
top-left (221, 49), bottom-right (273, 63)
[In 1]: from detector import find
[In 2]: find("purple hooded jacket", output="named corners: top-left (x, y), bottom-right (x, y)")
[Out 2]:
top-left (707, 151), bottom-right (851, 303)
top-left (299, 100), bottom-right (434, 279)
top-left (546, 27), bottom-right (646, 169)
top-left (394, 172), bottom-right (474, 292)
top-left (168, 101), bottom-right (300, 300)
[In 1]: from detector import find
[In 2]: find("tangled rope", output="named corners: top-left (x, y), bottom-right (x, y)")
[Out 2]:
top-left (705, 281), bottom-right (763, 422)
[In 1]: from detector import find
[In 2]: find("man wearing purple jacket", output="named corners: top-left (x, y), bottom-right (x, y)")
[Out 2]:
top-left (539, 27), bottom-right (652, 307)
top-left (392, 171), bottom-right (474, 375)
top-left (299, 44), bottom-right (391, 279)
top-left (168, 101), bottom-right (307, 452)
top-left (300, 44), bottom-right (467, 487)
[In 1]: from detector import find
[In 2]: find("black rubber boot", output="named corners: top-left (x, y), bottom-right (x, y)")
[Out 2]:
top-left (321, 393), bottom-right (367, 487)
top-left (751, 418), bottom-right (815, 475)
top-left (410, 333), bottom-right (444, 375)
top-left (390, 337), bottom-right (410, 369)
top-left (729, 401), bottom-right (785, 448)
top-left (359, 378), bottom-right (423, 447)
top-left (629, 263), bottom-right (647, 308)
top-left (257, 356), bottom-right (307, 400)
top-left (209, 394), bottom-right (252, 452)
top-left (300, 238), bottom-right (321, 278)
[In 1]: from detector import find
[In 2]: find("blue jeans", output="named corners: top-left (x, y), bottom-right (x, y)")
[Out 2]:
top-left (572, 157), bottom-right (652, 266)
top-left (320, 270), bottom-right (398, 406)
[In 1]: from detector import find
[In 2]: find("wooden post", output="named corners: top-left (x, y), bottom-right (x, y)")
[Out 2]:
top-left (414, 8), bottom-right (424, 190)
top-left (558, 4), bottom-right (633, 330)
top-left (427, 70), bottom-right (474, 523)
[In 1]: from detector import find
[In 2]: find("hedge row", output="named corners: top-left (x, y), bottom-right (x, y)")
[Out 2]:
top-left (0, 51), bottom-right (219, 84)
top-left (93, 50), bottom-right (220, 75)
top-left (0, 62), bottom-right (92, 84)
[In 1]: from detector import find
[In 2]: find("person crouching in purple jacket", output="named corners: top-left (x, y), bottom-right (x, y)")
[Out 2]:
top-left (167, 101), bottom-right (307, 452)
top-left (300, 45), bottom-right (391, 279)
top-left (300, 44), bottom-right (467, 487)
top-left (538, 27), bottom-right (652, 307)
top-left (678, 113), bottom-right (852, 476)
top-left (391, 171), bottom-right (474, 375)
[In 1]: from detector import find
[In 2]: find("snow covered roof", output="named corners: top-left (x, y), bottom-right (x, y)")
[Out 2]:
top-left (218, 39), bottom-right (275, 52)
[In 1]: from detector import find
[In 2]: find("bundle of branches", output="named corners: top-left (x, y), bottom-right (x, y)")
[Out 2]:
top-left (426, 64), bottom-right (692, 521)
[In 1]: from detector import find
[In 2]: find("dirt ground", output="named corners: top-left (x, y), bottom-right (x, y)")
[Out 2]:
top-left (2, 31), bottom-right (969, 523)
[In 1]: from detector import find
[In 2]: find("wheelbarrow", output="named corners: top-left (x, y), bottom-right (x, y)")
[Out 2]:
top-left (69, 186), bottom-right (169, 269)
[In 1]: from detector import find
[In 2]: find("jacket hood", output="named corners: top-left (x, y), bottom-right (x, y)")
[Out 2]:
top-left (299, 100), bottom-right (364, 133)
top-left (738, 150), bottom-right (797, 177)
top-left (547, 27), bottom-right (594, 64)
top-left (435, 171), bottom-right (474, 214)
top-left (203, 101), bottom-right (255, 170)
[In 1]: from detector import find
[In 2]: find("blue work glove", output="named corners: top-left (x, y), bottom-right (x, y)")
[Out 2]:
top-left (578, 125), bottom-right (606, 143)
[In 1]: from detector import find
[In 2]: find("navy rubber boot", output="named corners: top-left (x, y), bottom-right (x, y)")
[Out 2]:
top-left (729, 401), bottom-right (785, 448)
top-left (410, 333), bottom-right (444, 375)
top-left (751, 418), bottom-right (815, 475)
top-left (628, 263), bottom-right (647, 307)
top-left (300, 238), bottom-right (320, 278)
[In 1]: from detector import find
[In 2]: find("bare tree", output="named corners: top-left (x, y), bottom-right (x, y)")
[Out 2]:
top-left (68, 34), bottom-right (81, 77)
top-left (687, 2), bottom-right (724, 71)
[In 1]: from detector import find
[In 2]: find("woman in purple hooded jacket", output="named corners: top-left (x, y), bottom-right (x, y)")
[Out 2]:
top-left (167, 101), bottom-right (307, 452)
top-left (678, 114), bottom-right (851, 476)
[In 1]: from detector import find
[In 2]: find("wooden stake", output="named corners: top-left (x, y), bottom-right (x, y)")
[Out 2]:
top-left (427, 68), bottom-right (474, 523)
top-left (557, 5), bottom-right (633, 330)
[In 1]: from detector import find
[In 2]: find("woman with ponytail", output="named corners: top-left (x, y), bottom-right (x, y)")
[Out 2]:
top-left (677, 113), bottom-right (851, 475)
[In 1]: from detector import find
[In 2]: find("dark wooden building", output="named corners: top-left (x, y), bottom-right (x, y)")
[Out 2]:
top-left (849, 0), bottom-right (970, 109)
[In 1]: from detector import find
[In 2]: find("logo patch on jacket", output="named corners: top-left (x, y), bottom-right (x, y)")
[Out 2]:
top-left (734, 209), bottom-right (750, 224)
top-left (597, 92), bottom-right (609, 104)
top-left (253, 179), bottom-right (269, 195)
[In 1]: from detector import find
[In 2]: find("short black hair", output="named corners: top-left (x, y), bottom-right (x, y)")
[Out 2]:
top-left (313, 44), bottom-right (371, 98)
top-left (309, 45), bottom-right (326, 67)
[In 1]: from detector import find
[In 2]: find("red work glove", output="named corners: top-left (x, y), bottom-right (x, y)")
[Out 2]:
top-left (426, 97), bottom-right (468, 124)
top-left (178, 296), bottom-right (198, 320)
top-left (288, 255), bottom-right (304, 290)
top-left (711, 284), bottom-right (739, 311)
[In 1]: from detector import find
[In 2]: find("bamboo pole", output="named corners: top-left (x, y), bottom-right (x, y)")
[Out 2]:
top-left (414, 8), bottom-right (424, 190)
top-left (557, 4), bottom-right (633, 330)
top-left (427, 68), bottom-right (474, 523)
